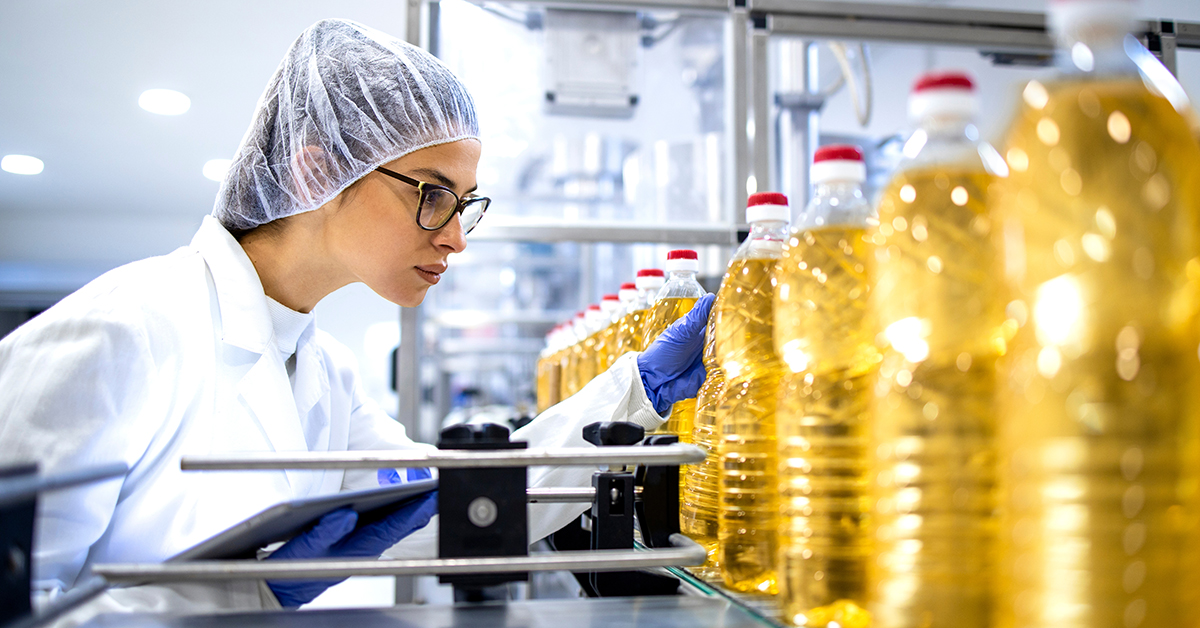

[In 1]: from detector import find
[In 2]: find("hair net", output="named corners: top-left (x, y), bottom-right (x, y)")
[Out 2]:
top-left (212, 18), bottom-right (479, 231)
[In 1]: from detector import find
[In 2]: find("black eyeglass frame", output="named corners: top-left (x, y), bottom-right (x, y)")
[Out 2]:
top-left (374, 166), bottom-right (490, 233)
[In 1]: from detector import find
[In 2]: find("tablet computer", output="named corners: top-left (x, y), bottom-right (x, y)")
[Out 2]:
top-left (169, 478), bottom-right (437, 561)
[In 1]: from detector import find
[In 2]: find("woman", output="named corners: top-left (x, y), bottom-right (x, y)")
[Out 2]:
top-left (0, 18), bottom-right (712, 623)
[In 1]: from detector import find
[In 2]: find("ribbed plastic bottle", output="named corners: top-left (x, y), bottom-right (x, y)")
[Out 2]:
top-left (608, 282), bottom-right (639, 364)
top-left (681, 287), bottom-right (727, 581)
top-left (869, 73), bottom-right (1008, 628)
top-left (562, 312), bottom-right (586, 398)
top-left (614, 269), bottom-right (665, 356)
top-left (576, 304), bottom-right (606, 389)
top-left (774, 145), bottom-right (876, 627)
top-left (536, 325), bottom-right (565, 412)
top-left (993, 1), bottom-right (1200, 626)
top-left (595, 294), bottom-right (623, 373)
top-left (644, 250), bottom-right (707, 440)
top-left (716, 192), bottom-right (790, 595)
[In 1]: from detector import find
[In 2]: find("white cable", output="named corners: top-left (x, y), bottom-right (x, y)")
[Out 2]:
top-left (827, 42), bottom-right (873, 127)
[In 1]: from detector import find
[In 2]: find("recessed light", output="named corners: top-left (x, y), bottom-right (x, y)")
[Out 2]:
top-left (1, 154), bottom-right (44, 175)
top-left (203, 158), bottom-right (232, 182)
top-left (139, 89), bottom-right (191, 116)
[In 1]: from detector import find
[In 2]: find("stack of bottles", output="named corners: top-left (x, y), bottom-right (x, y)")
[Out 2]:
top-left (534, 2), bottom-right (1200, 624)
top-left (537, 269), bottom-right (665, 408)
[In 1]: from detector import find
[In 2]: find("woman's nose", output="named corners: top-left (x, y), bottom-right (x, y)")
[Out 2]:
top-left (434, 212), bottom-right (468, 253)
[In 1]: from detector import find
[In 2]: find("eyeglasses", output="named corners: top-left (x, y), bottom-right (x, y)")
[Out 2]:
top-left (374, 167), bottom-right (490, 234)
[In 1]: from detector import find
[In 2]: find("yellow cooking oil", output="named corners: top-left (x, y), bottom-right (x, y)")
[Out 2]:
top-left (577, 330), bottom-right (599, 390)
top-left (993, 78), bottom-right (1200, 628)
top-left (871, 169), bottom-right (1003, 628)
top-left (535, 352), bottom-right (554, 412)
top-left (597, 319), bottom-right (619, 372)
top-left (642, 297), bottom-right (699, 347)
top-left (681, 299), bottom-right (726, 581)
top-left (614, 308), bottom-right (648, 357)
top-left (716, 257), bottom-right (783, 595)
top-left (643, 297), bottom-right (700, 438)
top-left (774, 226), bottom-right (876, 627)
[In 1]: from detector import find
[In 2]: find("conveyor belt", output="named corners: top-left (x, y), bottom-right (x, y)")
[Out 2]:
top-left (79, 596), bottom-right (776, 628)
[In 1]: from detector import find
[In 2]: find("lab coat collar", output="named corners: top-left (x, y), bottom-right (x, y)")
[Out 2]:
top-left (191, 216), bottom-right (274, 354)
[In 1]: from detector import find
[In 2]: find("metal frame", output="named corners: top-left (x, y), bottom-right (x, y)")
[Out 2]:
top-left (180, 444), bottom-right (705, 471)
top-left (468, 221), bottom-right (739, 245)
top-left (92, 534), bottom-right (705, 584)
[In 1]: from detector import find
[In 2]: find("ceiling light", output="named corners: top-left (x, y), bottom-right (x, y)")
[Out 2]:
top-left (1, 154), bottom-right (44, 175)
top-left (202, 159), bottom-right (232, 182)
top-left (139, 89), bottom-right (191, 116)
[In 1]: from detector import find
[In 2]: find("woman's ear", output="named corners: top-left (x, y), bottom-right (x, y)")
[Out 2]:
top-left (290, 146), bottom-right (335, 204)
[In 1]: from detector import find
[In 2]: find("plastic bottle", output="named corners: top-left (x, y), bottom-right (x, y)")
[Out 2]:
top-left (644, 250), bottom-right (707, 441)
top-left (716, 192), bottom-right (790, 595)
top-left (773, 145), bottom-right (876, 626)
top-left (536, 325), bottom-right (566, 412)
top-left (993, 1), bottom-right (1200, 625)
top-left (576, 304), bottom-right (606, 389)
top-left (595, 294), bottom-right (623, 373)
top-left (561, 312), bottom-right (586, 398)
top-left (614, 269), bottom-right (665, 356)
top-left (681, 287), bottom-right (727, 581)
top-left (608, 282), bottom-right (639, 365)
top-left (867, 74), bottom-right (1008, 628)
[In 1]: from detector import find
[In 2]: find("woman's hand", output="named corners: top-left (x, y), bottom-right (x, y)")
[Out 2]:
top-left (265, 491), bottom-right (438, 607)
top-left (636, 293), bottom-right (716, 415)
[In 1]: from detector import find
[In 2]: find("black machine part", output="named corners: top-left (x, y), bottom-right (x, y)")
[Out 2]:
top-left (437, 424), bottom-right (529, 595)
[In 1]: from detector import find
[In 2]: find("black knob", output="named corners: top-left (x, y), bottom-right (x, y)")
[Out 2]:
top-left (439, 423), bottom-right (511, 447)
top-left (582, 422), bottom-right (645, 447)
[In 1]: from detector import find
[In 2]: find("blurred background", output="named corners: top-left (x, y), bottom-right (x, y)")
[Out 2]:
top-left (2, 0), bottom-right (1198, 446)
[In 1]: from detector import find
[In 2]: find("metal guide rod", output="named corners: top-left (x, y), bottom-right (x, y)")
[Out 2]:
top-left (93, 535), bottom-right (706, 584)
top-left (181, 444), bottom-right (706, 471)
top-left (0, 463), bottom-right (128, 508)
top-left (526, 487), bottom-right (642, 503)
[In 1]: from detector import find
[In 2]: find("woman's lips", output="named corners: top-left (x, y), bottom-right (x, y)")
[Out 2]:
top-left (415, 265), bottom-right (445, 284)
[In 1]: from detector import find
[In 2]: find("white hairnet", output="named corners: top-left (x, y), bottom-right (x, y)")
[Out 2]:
top-left (213, 18), bottom-right (479, 231)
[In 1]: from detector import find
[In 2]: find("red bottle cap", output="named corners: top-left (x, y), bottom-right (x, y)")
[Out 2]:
top-left (913, 71), bottom-right (974, 93)
top-left (636, 269), bottom-right (665, 277)
top-left (667, 250), bottom-right (698, 260)
top-left (747, 192), bottom-right (788, 207)
top-left (813, 145), bottom-right (864, 163)
top-left (620, 282), bottom-right (637, 290)
top-left (602, 294), bottom-right (620, 301)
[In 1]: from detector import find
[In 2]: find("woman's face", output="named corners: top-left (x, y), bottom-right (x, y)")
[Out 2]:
top-left (326, 139), bottom-right (481, 307)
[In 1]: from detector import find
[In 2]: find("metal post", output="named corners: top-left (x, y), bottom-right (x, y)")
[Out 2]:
top-left (751, 27), bottom-right (772, 196)
top-left (397, 306), bottom-right (422, 442)
top-left (730, 9), bottom-right (750, 224)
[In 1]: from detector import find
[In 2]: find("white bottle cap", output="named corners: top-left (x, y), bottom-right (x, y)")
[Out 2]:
top-left (635, 269), bottom-right (665, 291)
top-left (745, 192), bottom-right (789, 223)
top-left (618, 282), bottom-right (638, 303)
top-left (811, 145), bottom-right (866, 184)
top-left (665, 249), bottom-right (699, 273)
top-left (1049, 0), bottom-right (1136, 48)
top-left (908, 71), bottom-right (978, 122)
top-left (600, 294), bottom-right (623, 316)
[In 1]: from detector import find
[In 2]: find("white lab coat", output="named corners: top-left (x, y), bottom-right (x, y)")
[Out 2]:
top-left (0, 216), bottom-right (663, 625)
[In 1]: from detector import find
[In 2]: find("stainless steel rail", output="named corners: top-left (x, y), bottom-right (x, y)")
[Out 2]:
top-left (526, 486), bottom-right (642, 502)
top-left (0, 463), bottom-right (127, 508)
top-left (92, 534), bottom-right (706, 584)
top-left (181, 444), bottom-right (706, 471)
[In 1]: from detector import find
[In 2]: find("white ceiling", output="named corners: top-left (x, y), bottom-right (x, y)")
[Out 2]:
top-left (0, 1), bottom-right (409, 275)
top-left (2, 0), bottom-right (1199, 295)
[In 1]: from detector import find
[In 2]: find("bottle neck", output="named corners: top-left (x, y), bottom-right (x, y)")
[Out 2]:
top-left (665, 269), bottom-right (697, 283)
top-left (916, 115), bottom-right (973, 139)
top-left (799, 181), bottom-right (872, 230)
top-left (1057, 33), bottom-right (1137, 77)
top-left (747, 220), bottom-right (789, 242)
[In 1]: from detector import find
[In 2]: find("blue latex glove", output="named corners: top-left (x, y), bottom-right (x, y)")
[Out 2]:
top-left (265, 491), bottom-right (438, 607)
top-left (377, 466), bottom-right (432, 485)
top-left (637, 293), bottom-right (716, 415)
